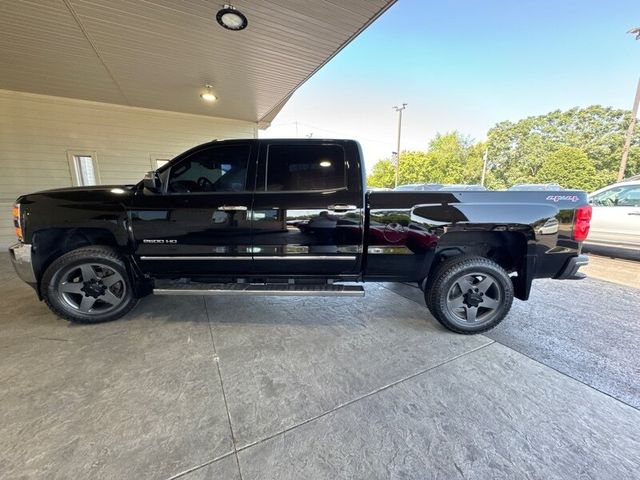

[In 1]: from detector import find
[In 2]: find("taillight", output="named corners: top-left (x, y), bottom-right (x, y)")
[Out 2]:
top-left (573, 205), bottom-right (592, 242)
top-left (12, 203), bottom-right (23, 241)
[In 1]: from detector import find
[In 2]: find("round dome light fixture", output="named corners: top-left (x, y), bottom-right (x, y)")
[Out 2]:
top-left (216, 5), bottom-right (248, 31)
top-left (200, 84), bottom-right (217, 102)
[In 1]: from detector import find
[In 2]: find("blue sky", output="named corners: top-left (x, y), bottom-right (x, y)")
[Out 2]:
top-left (261, 0), bottom-right (640, 170)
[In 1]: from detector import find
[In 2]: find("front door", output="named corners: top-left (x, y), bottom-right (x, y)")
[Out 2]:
top-left (589, 183), bottom-right (640, 250)
top-left (130, 141), bottom-right (255, 276)
top-left (251, 141), bottom-right (364, 275)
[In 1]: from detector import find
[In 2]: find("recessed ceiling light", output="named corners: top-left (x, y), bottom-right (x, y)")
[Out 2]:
top-left (201, 92), bottom-right (217, 102)
top-left (200, 84), bottom-right (217, 102)
top-left (320, 161), bottom-right (332, 167)
top-left (216, 5), bottom-right (248, 31)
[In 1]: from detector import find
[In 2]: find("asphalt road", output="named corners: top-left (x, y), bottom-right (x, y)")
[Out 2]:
top-left (383, 257), bottom-right (640, 410)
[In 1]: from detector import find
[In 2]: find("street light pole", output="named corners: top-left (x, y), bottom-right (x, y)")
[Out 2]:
top-left (393, 103), bottom-right (407, 188)
top-left (481, 149), bottom-right (488, 186)
top-left (618, 76), bottom-right (640, 182)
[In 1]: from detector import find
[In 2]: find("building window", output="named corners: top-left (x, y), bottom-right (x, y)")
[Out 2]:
top-left (150, 154), bottom-right (173, 170)
top-left (155, 159), bottom-right (169, 168)
top-left (75, 155), bottom-right (96, 185)
top-left (67, 151), bottom-right (99, 186)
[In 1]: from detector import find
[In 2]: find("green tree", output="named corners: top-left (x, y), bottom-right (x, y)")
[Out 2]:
top-left (421, 133), bottom-right (480, 184)
top-left (366, 159), bottom-right (395, 188)
top-left (366, 132), bottom-right (485, 188)
top-left (537, 146), bottom-right (605, 191)
top-left (486, 105), bottom-right (640, 190)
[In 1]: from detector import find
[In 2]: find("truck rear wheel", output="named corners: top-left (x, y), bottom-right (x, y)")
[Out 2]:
top-left (42, 246), bottom-right (138, 323)
top-left (425, 255), bottom-right (513, 334)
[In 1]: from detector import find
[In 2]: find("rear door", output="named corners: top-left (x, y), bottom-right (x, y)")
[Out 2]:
top-left (131, 141), bottom-right (256, 276)
top-left (251, 141), bottom-right (364, 275)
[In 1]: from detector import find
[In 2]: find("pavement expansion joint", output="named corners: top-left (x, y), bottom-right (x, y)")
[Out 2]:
top-left (203, 296), bottom-right (245, 480)
top-left (235, 340), bottom-right (496, 453)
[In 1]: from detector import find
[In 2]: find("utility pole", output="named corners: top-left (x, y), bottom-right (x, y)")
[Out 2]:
top-left (619, 28), bottom-right (640, 182)
top-left (481, 150), bottom-right (488, 186)
top-left (618, 76), bottom-right (640, 182)
top-left (393, 103), bottom-right (407, 188)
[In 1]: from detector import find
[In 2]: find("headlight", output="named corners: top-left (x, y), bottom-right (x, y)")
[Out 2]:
top-left (12, 203), bottom-right (23, 242)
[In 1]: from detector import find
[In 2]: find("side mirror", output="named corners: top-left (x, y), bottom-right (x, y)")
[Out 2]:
top-left (143, 171), bottom-right (161, 192)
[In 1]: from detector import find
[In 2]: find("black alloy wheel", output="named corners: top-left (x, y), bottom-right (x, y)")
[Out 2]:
top-left (425, 255), bottom-right (514, 334)
top-left (42, 246), bottom-right (138, 323)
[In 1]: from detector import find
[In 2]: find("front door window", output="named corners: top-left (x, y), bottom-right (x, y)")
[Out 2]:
top-left (591, 185), bottom-right (640, 207)
top-left (168, 145), bottom-right (250, 194)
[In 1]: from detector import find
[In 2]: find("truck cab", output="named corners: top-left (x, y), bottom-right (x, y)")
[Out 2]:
top-left (133, 139), bottom-right (366, 278)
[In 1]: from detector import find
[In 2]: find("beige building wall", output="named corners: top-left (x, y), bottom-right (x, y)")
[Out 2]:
top-left (0, 89), bottom-right (257, 248)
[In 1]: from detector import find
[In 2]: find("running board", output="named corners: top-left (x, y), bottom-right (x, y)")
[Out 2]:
top-left (153, 281), bottom-right (365, 297)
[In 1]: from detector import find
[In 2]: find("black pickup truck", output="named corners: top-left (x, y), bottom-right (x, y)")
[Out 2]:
top-left (9, 139), bottom-right (592, 334)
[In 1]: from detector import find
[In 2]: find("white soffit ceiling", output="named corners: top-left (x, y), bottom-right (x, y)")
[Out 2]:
top-left (0, 0), bottom-right (396, 125)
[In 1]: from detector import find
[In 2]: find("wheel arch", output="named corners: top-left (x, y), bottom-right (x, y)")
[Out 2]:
top-left (423, 230), bottom-right (532, 301)
top-left (31, 228), bottom-right (147, 299)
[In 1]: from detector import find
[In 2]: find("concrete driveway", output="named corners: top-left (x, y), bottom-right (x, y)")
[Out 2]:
top-left (384, 273), bottom-right (640, 409)
top-left (1, 254), bottom-right (639, 479)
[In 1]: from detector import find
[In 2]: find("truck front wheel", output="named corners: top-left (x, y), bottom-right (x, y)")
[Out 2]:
top-left (425, 255), bottom-right (514, 334)
top-left (42, 246), bottom-right (138, 323)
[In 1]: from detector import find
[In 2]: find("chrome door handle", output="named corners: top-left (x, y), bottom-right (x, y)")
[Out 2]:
top-left (327, 204), bottom-right (358, 212)
top-left (218, 205), bottom-right (248, 211)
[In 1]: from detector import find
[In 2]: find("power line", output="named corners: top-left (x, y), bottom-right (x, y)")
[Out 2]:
top-left (268, 121), bottom-right (395, 146)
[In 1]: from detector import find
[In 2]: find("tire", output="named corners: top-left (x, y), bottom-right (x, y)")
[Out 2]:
top-left (42, 246), bottom-right (138, 324)
top-left (425, 255), bottom-right (514, 334)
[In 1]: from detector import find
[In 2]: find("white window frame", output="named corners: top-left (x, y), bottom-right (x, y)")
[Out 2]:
top-left (67, 150), bottom-right (100, 186)
top-left (150, 153), bottom-right (173, 170)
